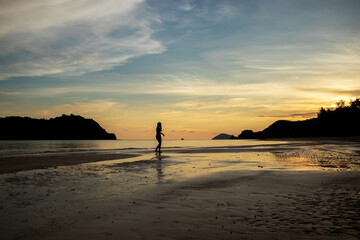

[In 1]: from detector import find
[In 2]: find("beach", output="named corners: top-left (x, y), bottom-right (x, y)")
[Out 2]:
top-left (0, 139), bottom-right (359, 239)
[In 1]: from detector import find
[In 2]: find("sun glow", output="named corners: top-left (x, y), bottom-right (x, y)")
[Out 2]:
top-left (0, 0), bottom-right (359, 139)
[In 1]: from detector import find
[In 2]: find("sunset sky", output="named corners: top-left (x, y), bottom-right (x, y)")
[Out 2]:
top-left (0, 0), bottom-right (359, 139)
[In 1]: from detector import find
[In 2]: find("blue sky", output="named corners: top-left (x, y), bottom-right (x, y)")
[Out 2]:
top-left (0, 0), bottom-right (359, 139)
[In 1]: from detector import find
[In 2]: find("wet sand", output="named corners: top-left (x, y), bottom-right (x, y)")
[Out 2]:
top-left (48, 171), bottom-right (360, 240)
top-left (0, 152), bottom-right (139, 174)
top-left (0, 140), bottom-right (359, 239)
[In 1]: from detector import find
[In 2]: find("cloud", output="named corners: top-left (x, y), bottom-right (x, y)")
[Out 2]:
top-left (148, 75), bottom-right (293, 97)
top-left (96, 73), bottom-right (295, 96)
top-left (0, 0), bottom-right (165, 80)
top-left (178, 1), bottom-right (193, 11)
top-left (0, 98), bottom-right (127, 118)
top-left (41, 100), bottom-right (127, 117)
top-left (5, 73), bottom-right (313, 98)
top-left (175, 98), bottom-right (249, 111)
top-left (173, 97), bottom-right (321, 119)
top-left (299, 87), bottom-right (360, 97)
top-left (201, 42), bottom-right (360, 77)
top-left (258, 112), bottom-right (317, 119)
top-left (185, 130), bottom-right (195, 133)
top-left (0, 91), bottom-right (21, 96)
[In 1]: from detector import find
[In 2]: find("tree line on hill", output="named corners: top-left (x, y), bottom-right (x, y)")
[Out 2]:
top-left (0, 114), bottom-right (116, 140)
top-left (213, 98), bottom-right (360, 139)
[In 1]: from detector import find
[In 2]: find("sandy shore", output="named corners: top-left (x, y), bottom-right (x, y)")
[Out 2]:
top-left (46, 171), bottom-right (360, 240)
top-left (0, 152), bottom-right (139, 174)
top-left (0, 140), bottom-right (359, 240)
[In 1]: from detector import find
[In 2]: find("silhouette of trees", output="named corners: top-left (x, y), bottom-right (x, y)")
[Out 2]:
top-left (0, 114), bottom-right (116, 140)
top-left (237, 98), bottom-right (360, 139)
top-left (318, 98), bottom-right (360, 118)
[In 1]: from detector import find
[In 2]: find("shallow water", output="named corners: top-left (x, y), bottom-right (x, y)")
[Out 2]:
top-left (0, 139), bottom-right (286, 156)
top-left (0, 139), bottom-right (360, 239)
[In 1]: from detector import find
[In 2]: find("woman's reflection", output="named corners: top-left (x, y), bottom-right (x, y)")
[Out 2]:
top-left (155, 152), bottom-right (164, 183)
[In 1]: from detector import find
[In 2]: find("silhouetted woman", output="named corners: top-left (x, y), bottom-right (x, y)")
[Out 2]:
top-left (155, 122), bottom-right (165, 153)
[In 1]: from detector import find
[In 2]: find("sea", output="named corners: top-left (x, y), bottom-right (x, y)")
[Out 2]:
top-left (0, 139), bottom-right (285, 156)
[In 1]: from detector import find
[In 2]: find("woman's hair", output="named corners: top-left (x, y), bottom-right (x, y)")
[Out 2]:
top-left (157, 122), bottom-right (162, 130)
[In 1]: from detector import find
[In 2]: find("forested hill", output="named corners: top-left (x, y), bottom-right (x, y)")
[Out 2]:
top-left (237, 98), bottom-right (360, 139)
top-left (0, 114), bottom-right (116, 140)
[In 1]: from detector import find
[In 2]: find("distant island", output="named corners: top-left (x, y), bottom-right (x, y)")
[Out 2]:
top-left (212, 133), bottom-right (237, 140)
top-left (213, 98), bottom-right (360, 140)
top-left (0, 114), bottom-right (116, 140)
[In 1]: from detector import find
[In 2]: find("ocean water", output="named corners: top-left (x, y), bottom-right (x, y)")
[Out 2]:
top-left (1, 139), bottom-right (359, 172)
top-left (0, 139), bottom-right (285, 156)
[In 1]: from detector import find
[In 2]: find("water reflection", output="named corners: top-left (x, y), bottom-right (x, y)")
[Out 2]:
top-left (0, 139), bottom-right (287, 156)
top-left (271, 147), bottom-right (360, 170)
top-left (155, 153), bottom-right (164, 183)
top-left (149, 152), bottom-right (164, 183)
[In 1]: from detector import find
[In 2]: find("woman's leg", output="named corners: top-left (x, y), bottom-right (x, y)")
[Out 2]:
top-left (156, 137), bottom-right (162, 153)
top-left (156, 136), bottom-right (161, 152)
top-left (158, 138), bottom-right (162, 152)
